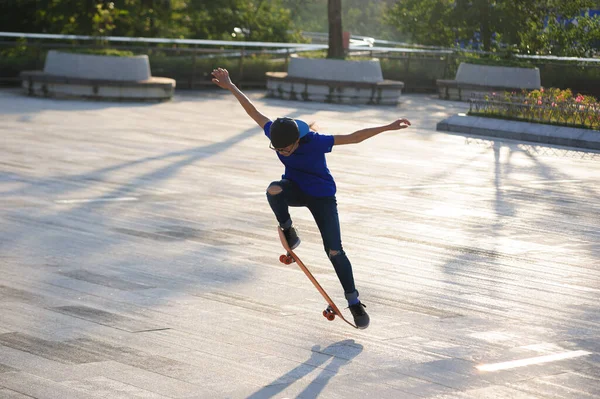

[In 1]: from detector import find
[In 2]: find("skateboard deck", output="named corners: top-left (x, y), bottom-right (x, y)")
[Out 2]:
top-left (277, 228), bottom-right (357, 329)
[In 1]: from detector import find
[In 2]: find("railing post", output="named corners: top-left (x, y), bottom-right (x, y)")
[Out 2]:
top-left (404, 53), bottom-right (411, 81)
top-left (284, 48), bottom-right (290, 70)
top-left (238, 47), bottom-right (245, 88)
top-left (191, 44), bottom-right (197, 89)
top-left (35, 39), bottom-right (43, 70)
top-left (442, 53), bottom-right (450, 79)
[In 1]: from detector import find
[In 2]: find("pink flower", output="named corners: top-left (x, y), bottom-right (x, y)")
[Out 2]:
top-left (575, 95), bottom-right (584, 103)
top-left (552, 102), bottom-right (557, 107)
top-left (541, 88), bottom-right (545, 93)
top-left (537, 100), bottom-right (543, 105)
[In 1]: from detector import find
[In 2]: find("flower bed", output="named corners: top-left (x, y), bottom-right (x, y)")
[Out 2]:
top-left (468, 88), bottom-right (600, 131)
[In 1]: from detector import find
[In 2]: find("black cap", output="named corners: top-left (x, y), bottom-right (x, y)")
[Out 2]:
top-left (270, 117), bottom-right (300, 148)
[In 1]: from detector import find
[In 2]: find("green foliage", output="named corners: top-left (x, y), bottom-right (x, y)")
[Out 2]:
top-left (384, 0), bottom-right (600, 56)
top-left (542, 13), bottom-right (600, 57)
top-left (342, 0), bottom-right (400, 40)
top-left (295, 50), bottom-right (328, 59)
top-left (282, 0), bottom-right (404, 41)
top-left (457, 53), bottom-right (536, 69)
top-left (0, 0), bottom-right (300, 42)
top-left (379, 56), bottom-right (448, 90)
top-left (63, 48), bottom-right (135, 57)
top-left (106, 0), bottom-right (177, 38)
top-left (0, 46), bottom-right (43, 84)
top-left (3, 41), bottom-right (600, 95)
top-left (0, 38), bottom-right (31, 58)
top-left (182, 0), bottom-right (301, 42)
top-left (281, 0), bottom-right (327, 33)
top-left (538, 62), bottom-right (600, 99)
top-left (0, 1), bottom-right (39, 34)
top-left (149, 53), bottom-right (286, 86)
top-left (385, 0), bottom-right (457, 47)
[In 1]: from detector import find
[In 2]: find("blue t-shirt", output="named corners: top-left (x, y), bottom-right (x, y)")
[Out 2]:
top-left (264, 119), bottom-right (336, 197)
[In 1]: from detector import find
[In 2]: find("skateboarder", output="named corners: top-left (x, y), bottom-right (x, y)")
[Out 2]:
top-left (212, 68), bottom-right (411, 329)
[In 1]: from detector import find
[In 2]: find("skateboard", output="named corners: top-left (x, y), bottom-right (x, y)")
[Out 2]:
top-left (277, 228), bottom-right (358, 329)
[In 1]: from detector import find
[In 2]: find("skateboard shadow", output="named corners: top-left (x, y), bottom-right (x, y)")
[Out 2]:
top-left (246, 339), bottom-right (363, 399)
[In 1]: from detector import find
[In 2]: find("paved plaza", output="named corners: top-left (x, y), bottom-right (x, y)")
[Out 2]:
top-left (0, 88), bottom-right (599, 398)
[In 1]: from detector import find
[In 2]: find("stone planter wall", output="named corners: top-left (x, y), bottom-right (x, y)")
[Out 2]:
top-left (20, 50), bottom-right (175, 101)
top-left (437, 62), bottom-right (541, 101)
top-left (266, 57), bottom-right (403, 105)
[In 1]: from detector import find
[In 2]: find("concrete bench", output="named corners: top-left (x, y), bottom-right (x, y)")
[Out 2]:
top-left (266, 57), bottom-right (404, 105)
top-left (437, 62), bottom-right (541, 101)
top-left (20, 50), bottom-right (175, 101)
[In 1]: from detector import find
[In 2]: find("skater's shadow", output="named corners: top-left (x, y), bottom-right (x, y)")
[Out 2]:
top-left (246, 339), bottom-right (363, 399)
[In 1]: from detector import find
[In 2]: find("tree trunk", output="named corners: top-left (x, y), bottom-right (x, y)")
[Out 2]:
top-left (327, 0), bottom-right (344, 59)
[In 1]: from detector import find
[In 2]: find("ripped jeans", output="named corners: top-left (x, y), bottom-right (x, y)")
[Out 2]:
top-left (266, 179), bottom-right (358, 301)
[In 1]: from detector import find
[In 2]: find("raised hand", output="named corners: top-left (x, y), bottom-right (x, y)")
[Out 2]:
top-left (387, 118), bottom-right (411, 130)
top-left (211, 68), bottom-right (234, 90)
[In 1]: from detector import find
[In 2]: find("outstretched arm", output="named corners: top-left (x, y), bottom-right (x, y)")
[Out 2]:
top-left (333, 119), bottom-right (411, 146)
top-left (211, 68), bottom-right (270, 128)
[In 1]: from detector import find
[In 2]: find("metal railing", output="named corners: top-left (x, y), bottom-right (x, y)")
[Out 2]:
top-left (0, 31), bottom-right (459, 90)
top-left (469, 94), bottom-right (600, 130)
top-left (6, 31), bottom-right (600, 60)
top-left (1, 32), bottom-right (600, 93)
top-left (0, 31), bottom-right (464, 55)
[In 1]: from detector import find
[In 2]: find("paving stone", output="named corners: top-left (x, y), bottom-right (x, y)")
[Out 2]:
top-left (508, 371), bottom-right (600, 398)
top-left (58, 270), bottom-right (155, 291)
top-left (0, 333), bottom-right (106, 364)
top-left (0, 364), bottom-right (16, 373)
top-left (61, 376), bottom-right (169, 399)
top-left (1, 89), bottom-right (599, 399)
top-left (431, 384), bottom-right (546, 398)
top-left (50, 305), bottom-right (169, 333)
top-left (0, 388), bottom-right (36, 398)
top-left (0, 372), bottom-right (97, 399)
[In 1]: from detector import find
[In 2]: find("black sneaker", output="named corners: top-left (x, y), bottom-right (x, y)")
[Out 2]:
top-left (349, 302), bottom-right (370, 329)
top-left (282, 225), bottom-right (301, 250)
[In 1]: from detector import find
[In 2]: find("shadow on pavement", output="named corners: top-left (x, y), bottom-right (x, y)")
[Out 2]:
top-left (246, 339), bottom-right (363, 399)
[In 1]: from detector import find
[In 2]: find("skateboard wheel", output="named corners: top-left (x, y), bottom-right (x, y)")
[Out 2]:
top-left (279, 254), bottom-right (287, 264)
top-left (284, 256), bottom-right (293, 265)
top-left (323, 309), bottom-right (335, 321)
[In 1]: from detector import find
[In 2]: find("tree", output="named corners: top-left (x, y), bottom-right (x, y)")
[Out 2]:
top-left (327, 0), bottom-right (344, 58)
top-left (342, 0), bottom-right (400, 40)
top-left (0, 0), bottom-right (174, 37)
top-left (183, 0), bottom-right (299, 41)
top-left (385, 0), bottom-right (600, 55)
top-left (282, 0), bottom-right (405, 41)
top-left (524, 3), bottom-right (600, 57)
top-left (453, 0), bottom-right (495, 51)
top-left (0, 0), bottom-right (41, 33)
top-left (0, 0), bottom-right (298, 41)
top-left (31, 0), bottom-right (99, 35)
top-left (114, 0), bottom-right (174, 37)
top-left (384, 0), bottom-right (459, 47)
